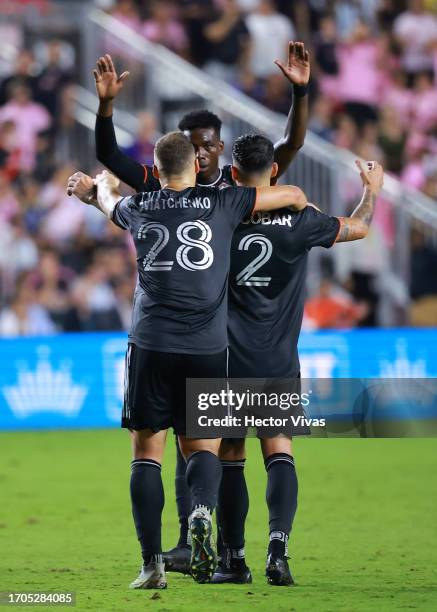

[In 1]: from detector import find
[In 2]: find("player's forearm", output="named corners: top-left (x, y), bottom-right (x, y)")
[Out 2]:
top-left (336, 187), bottom-right (376, 242)
top-left (95, 113), bottom-right (118, 163)
top-left (255, 185), bottom-right (307, 212)
top-left (96, 184), bottom-right (122, 219)
top-left (95, 114), bottom-right (145, 191)
top-left (273, 86), bottom-right (308, 178)
top-left (351, 186), bottom-right (376, 226)
top-left (97, 99), bottom-right (114, 118)
top-left (286, 185), bottom-right (307, 211)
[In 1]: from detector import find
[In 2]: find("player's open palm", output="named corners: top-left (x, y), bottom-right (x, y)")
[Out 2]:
top-left (93, 54), bottom-right (130, 101)
top-left (275, 42), bottom-right (310, 86)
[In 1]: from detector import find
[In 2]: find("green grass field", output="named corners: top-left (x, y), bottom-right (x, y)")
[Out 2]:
top-left (0, 431), bottom-right (436, 611)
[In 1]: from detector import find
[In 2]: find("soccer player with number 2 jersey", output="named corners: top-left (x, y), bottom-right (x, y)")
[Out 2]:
top-left (214, 136), bottom-right (383, 586)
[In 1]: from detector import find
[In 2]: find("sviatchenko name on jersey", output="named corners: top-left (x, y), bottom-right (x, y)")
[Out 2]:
top-left (197, 415), bottom-right (326, 427)
top-left (139, 194), bottom-right (211, 211)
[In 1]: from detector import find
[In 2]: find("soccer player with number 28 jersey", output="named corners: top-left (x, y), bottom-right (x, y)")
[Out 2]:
top-left (67, 131), bottom-right (308, 588)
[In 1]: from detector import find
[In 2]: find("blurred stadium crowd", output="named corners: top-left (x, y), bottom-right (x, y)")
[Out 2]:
top-left (1, 0), bottom-right (437, 336)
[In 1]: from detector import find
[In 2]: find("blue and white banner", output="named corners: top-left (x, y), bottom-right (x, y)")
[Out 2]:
top-left (0, 329), bottom-right (436, 430)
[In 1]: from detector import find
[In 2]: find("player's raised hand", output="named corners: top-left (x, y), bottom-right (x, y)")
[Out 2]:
top-left (356, 160), bottom-right (384, 195)
top-left (93, 54), bottom-right (130, 101)
top-left (67, 171), bottom-right (96, 202)
top-left (274, 41), bottom-right (310, 86)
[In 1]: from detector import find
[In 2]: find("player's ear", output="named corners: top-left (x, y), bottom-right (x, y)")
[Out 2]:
top-left (194, 158), bottom-right (200, 175)
top-left (152, 165), bottom-right (160, 179)
top-left (218, 140), bottom-right (224, 155)
top-left (271, 162), bottom-right (279, 179)
top-left (231, 165), bottom-right (240, 182)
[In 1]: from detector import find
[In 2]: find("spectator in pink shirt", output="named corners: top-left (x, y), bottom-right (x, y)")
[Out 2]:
top-left (0, 83), bottom-right (51, 172)
top-left (401, 132), bottom-right (428, 190)
top-left (383, 70), bottom-right (413, 129)
top-left (110, 0), bottom-right (142, 32)
top-left (393, 0), bottom-right (437, 80)
top-left (143, 1), bottom-right (188, 55)
top-left (39, 165), bottom-right (86, 245)
top-left (336, 21), bottom-right (384, 125)
top-left (410, 72), bottom-right (437, 131)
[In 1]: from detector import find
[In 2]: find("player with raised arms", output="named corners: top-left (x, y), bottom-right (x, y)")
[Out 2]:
top-left (211, 135), bottom-right (384, 586)
top-left (91, 43), bottom-right (310, 574)
top-left (94, 43), bottom-right (309, 193)
top-left (67, 131), bottom-right (309, 589)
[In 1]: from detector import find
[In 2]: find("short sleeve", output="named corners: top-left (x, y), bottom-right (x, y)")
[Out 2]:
top-left (224, 187), bottom-right (257, 227)
top-left (301, 206), bottom-right (341, 249)
top-left (111, 196), bottom-right (133, 230)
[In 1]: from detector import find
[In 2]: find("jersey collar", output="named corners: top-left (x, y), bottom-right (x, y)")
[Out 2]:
top-left (197, 169), bottom-right (223, 187)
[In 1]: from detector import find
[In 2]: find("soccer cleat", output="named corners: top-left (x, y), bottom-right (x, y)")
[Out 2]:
top-left (162, 545), bottom-right (191, 574)
top-left (189, 507), bottom-right (217, 583)
top-left (210, 562), bottom-right (252, 584)
top-left (129, 560), bottom-right (167, 590)
top-left (265, 553), bottom-right (295, 586)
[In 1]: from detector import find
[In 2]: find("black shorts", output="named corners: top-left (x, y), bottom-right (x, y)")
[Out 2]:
top-left (122, 343), bottom-right (227, 435)
top-left (224, 373), bottom-right (310, 440)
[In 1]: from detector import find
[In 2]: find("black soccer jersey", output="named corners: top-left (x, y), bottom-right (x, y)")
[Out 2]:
top-left (112, 186), bottom-right (256, 354)
top-left (228, 205), bottom-right (341, 378)
top-left (196, 165), bottom-right (235, 190)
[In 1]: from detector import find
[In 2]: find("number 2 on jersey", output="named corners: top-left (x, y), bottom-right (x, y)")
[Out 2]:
top-left (137, 221), bottom-right (214, 272)
top-left (236, 234), bottom-right (273, 286)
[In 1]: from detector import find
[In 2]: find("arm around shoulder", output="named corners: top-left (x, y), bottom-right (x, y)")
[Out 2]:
top-left (254, 184), bottom-right (307, 213)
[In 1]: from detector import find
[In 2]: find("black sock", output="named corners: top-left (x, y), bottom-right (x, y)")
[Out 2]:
top-left (216, 459), bottom-right (248, 566)
top-left (185, 450), bottom-right (222, 514)
top-left (175, 438), bottom-right (190, 548)
top-left (130, 459), bottom-right (164, 565)
top-left (265, 453), bottom-right (298, 558)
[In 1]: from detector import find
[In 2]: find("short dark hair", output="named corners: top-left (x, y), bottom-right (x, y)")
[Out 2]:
top-left (178, 110), bottom-right (222, 137)
top-left (232, 134), bottom-right (274, 174)
top-left (154, 131), bottom-right (195, 176)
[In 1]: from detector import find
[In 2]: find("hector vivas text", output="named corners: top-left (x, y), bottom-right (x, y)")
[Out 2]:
top-left (196, 388), bottom-right (326, 428)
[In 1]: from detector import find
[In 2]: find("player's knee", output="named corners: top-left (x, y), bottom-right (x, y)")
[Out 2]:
top-left (261, 435), bottom-right (292, 459)
top-left (178, 436), bottom-right (221, 460)
top-left (219, 438), bottom-right (246, 460)
top-left (130, 428), bottom-right (166, 462)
